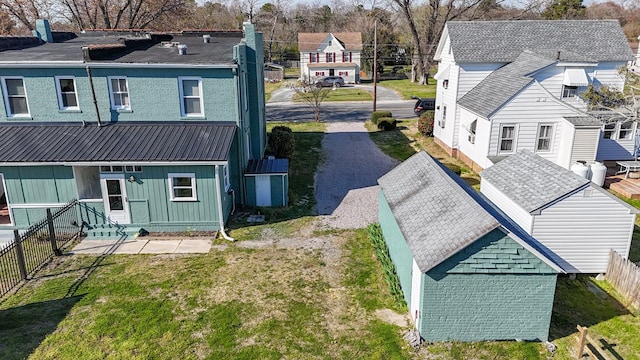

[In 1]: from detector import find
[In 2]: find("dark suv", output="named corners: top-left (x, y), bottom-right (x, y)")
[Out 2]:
top-left (411, 96), bottom-right (436, 115)
top-left (314, 76), bottom-right (345, 88)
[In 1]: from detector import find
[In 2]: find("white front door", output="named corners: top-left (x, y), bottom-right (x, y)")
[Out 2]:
top-left (255, 175), bottom-right (271, 206)
top-left (100, 174), bottom-right (131, 224)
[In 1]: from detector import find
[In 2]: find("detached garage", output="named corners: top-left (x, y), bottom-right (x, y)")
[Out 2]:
top-left (245, 158), bottom-right (288, 207)
top-left (378, 151), bottom-right (563, 341)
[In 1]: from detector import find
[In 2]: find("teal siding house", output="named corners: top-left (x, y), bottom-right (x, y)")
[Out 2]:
top-left (377, 151), bottom-right (564, 342)
top-left (0, 20), bottom-right (273, 239)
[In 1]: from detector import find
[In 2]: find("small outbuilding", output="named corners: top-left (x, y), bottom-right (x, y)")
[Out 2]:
top-left (378, 151), bottom-right (563, 342)
top-left (480, 149), bottom-right (638, 273)
top-left (244, 158), bottom-right (288, 207)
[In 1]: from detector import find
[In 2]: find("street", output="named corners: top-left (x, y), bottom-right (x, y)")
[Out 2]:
top-left (266, 100), bottom-right (416, 122)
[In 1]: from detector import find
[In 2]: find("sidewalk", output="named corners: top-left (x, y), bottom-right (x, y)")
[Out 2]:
top-left (71, 238), bottom-right (212, 254)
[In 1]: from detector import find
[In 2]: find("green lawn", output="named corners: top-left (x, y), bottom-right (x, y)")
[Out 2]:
top-left (264, 81), bottom-right (282, 102)
top-left (292, 88), bottom-right (373, 102)
top-left (377, 79), bottom-right (436, 99)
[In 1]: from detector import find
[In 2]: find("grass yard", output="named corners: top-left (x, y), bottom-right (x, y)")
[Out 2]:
top-left (263, 81), bottom-right (282, 102)
top-left (292, 88), bottom-right (373, 102)
top-left (0, 228), bottom-right (412, 360)
top-left (378, 79), bottom-right (436, 100)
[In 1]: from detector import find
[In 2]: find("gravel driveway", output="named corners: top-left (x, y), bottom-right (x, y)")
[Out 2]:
top-left (315, 122), bottom-right (399, 229)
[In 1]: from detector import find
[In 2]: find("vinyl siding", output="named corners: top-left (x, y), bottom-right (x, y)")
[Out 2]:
top-left (480, 180), bottom-right (533, 232)
top-left (531, 185), bottom-right (635, 273)
top-left (569, 127), bottom-right (600, 165)
top-left (433, 60), bottom-right (458, 148)
top-left (489, 82), bottom-right (582, 164)
top-left (457, 108), bottom-right (492, 169)
top-left (557, 121), bottom-right (575, 169)
top-left (593, 61), bottom-right (627, 89)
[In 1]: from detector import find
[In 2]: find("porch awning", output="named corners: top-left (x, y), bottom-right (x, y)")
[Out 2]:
top-left (563, 68), bottom-right (589, 86)
top-left (433, 64), bottom-right (450, 80)
top-left (0, 122), bottom-right (236, 163)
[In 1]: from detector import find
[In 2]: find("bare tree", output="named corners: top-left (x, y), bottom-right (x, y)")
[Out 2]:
top-left (292, 81), bottom-right (331, 122)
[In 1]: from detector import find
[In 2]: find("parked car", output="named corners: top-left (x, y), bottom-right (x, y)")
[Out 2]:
top-left (411, 96), bottom-right (435, 115)
top-left (314, 76), bottom-right (345, 88)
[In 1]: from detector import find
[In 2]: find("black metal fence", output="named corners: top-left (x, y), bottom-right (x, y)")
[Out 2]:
top-left (0, 200), bottom-right (82, 298)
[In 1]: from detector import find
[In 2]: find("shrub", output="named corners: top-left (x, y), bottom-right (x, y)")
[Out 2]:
top-left (371, 111), bottom-right (393, 125)
top-left (418, 111), bottom-right (434, 137)
top-left (268, 126), bottom-right (295, 158)
top-left (377, 117), bottom-right (397, 131)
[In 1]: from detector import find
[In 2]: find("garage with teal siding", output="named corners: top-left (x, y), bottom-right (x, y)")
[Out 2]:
top-left (244, 158), bottom-right (288, 207)
top-left (377, 151), bottom-right (563, 342)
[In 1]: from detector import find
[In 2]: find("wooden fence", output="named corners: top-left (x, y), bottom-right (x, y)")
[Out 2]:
top-left (605, 249), bottom-right (640, 310)
top-left (575, 325), bottom-right (617, 360)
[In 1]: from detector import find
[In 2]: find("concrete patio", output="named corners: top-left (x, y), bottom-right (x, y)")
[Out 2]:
top-left (71, 238), bottom-right (212, 255)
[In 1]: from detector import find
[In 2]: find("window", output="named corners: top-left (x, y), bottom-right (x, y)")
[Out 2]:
top-left (499, 125), bottom-right (516, 153)
top-left (327, 53), bottom-right (335, 62)
top-left (55, 76), bottom-right (79, 110)
top-left (108, 77), bottom-right (130, 110)
top-left (100, 166), bottom-right (124, 173)
top-left (536, 124), bottom-right (553, 152)
top-left (443, 80), bottom-right (449, 89)
top-left (562, 85), bottom-right (577, 98)
top-left (468, 119), bottom-right (477, 144)
top-left (223, 165), bottom-right (230, 191)
top-left (179, 77), bottom-right (203, 117)
top-left (438, 105), bottom-right (447, 128)
top-left (74, 167), bottom-right (101, 200)
top-left (125, 165), bottom-right (143, 172)
top-left (1, 77), bottom-right (29, 116)
top-left (618, 121), bottom-right (634, 140)
top-left (168, 173), bottom-right (197, 201)
top-left (603, 123), bottom-right (616, 139)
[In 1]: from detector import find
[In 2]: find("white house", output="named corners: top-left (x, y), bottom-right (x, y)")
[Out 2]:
top-left (298, 32), bottom-right (362, 83)
top-left (480, 150), bottom-right (638, 273)
top-left (432, 20), bottom-right (635, 171)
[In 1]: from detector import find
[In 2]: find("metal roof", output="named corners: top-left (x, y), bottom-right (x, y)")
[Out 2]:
top-left (444, 20), bottom-right (633, 63)
top-left (0, 122), bottom-right (236, 163)
top-left (457, 51), bottom-right (556, 118)
top-left (480, 149), bottom-right (590, 213)
top-left (245, 158), bottom-right (288, 174)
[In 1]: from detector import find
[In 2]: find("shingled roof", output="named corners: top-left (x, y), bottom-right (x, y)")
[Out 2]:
top-left (457, 51), bottom-right (557, 117)
top-left (480, 150), bottom-right (590, 213)
top-left (442, 20), bottom-right (633, 63)
top-left (0, 122), bottom-right (236, 163)
top-left (297, 32), bottom-right (362, 52)
top-left (378, 151), bottom-right (500, 272)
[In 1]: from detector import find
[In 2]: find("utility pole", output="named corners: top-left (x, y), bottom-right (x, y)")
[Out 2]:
top-left (373, 19), bottom-right (378, 112)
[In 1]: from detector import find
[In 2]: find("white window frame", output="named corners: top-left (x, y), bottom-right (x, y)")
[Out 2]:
top-left (603, 123), bottom-right (616, 139)
top-left (55, 76), bottom-right (79, 111)
top-left (108, 76), bottom-right (131, 111)
top-left (561, 85), bottom-right (577, 98)
top-left (536, 124), bottom-right (553, 152)
top-left (618, 121), bottom-right (635, 140)
top-left (1, 76), bottom-right (30, 117)
top-left (467, 119), bottom-right (477, 144)
top-left (178, 77), bottom-right (204, 117)
top-left (499, 124), bottom-right (517, 154)
top-left (438, 105), bottom-right (447, 128)
top-left (168, 173), bottom-right (197, 201)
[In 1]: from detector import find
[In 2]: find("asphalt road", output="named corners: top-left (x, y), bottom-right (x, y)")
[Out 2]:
top-left (266, 100), bottom-right (416, 122)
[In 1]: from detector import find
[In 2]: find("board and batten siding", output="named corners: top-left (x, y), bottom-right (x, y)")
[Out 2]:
top-left (480, 180), bottom-right (533, 232)
top-left (489, 82), bottom-right (582, 163)
top-left (378, 189), bottom-right (413, 307)
top-left (531, 185), bottom-right (635, 273)
top-left (569, 127), bottom-right (601, 165)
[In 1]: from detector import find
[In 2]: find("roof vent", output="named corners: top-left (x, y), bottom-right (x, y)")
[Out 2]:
top-left (203, 34), bottom-right (211, 43)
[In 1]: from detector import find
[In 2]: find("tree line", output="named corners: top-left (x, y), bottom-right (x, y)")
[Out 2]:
top-left (1, 0), bottom-right (639, 84)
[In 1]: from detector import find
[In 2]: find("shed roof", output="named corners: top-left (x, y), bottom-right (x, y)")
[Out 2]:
top-left (378, 151), bottom-right (563, 273)
top-left (297, 32), bottom-right (362, 52)
top-left (245, 158), bottom-right (288, 174)
top-left (457, 51), bottom-right (556, 118)
top-left (0, 122), bottom-right (236, 163)
top-left (480, 150), bottom-right (590, 213)
top-left (442, 20), bottom-right (633, 63)
top-left (564, 116), bottom-right (602, 127)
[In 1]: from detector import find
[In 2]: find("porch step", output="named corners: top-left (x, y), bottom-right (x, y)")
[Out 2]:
top-left (84, 224), bottom-right (141, 240)
top-left (608, 178), bottom-right (640, 200)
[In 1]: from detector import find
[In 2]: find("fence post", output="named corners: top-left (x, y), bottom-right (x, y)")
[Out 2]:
top-left (46, 208), bottom-right (61, 256)
top-left (13, 230), bottom-right (27, 280)
top-left (576, 325), bottom-right (587, 359)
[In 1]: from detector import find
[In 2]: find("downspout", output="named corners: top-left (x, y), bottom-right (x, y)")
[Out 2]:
top-left (85, 66), bottom-right (102, 127)
top-left (215, 164), bottom-right (235, 241)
